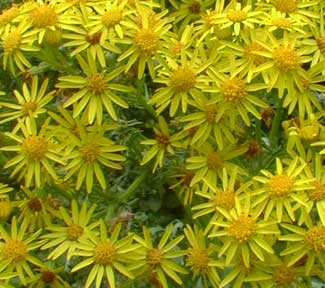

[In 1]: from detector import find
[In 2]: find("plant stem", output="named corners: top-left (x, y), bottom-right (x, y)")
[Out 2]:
top-left (118, 169), bottom-right (148, 203)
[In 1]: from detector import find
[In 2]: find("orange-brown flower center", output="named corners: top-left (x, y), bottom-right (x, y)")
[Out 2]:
top-left (93, 242), bottom-right (116, 264)
top-left (229, 215), bottom-right (256, 243)
top-left (2, 239), bottom-right (27, 262)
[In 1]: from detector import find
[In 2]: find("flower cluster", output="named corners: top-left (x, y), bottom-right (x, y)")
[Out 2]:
top-left (0, 0), bottom-right (324, 287)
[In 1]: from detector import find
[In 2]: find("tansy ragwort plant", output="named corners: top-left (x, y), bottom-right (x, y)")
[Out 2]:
top-left (0, 0), bottom-right (324, 287)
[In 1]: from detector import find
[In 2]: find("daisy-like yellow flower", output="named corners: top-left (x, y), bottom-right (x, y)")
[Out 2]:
top-left (41, 200), bottom-right (98, 260)
top-left (207, 69), bottom-right (268, 126)
top-left (1, 20), bottom-right (38, 74)
top-left (260, 7), bottom-right (307, 34)
top-left (0, 217), bottom-right (44, 286)
top-left (149, 52), bottom-right (212, 116)
top-left (192, 167), bottom-right (252, 219)
top-left (71, 220), bottom-right (138, 288)
top-left (87, 0), bottom-right (132, 41)
top-left (279, 222), bottom-right (325, 275)
top-left (169, 0), bottom-right (215, 33)
top-left (285, 113), bottom-right (324, 159)
top-left (57, 51), bottom-right (132, 123)
top-left (164, 24), bottom-right (194, 61)
top-left (283, 61), bottom-right (325, 117)
top-left (0, 76), bottom-right (55, 133)
top-left (131, 224), bottom-right (187, 288)
top-left (253, 31), bottom-right (313, 98)
top-left (186, 142), bottom-right (248, 186)
top-left (17, 187), bottom-right (61, 232)
top-left (212, 2), bottom-right (262, 36)
top-left (209, 198), bottom-right (279, 268)
top-left (219, 29), bottom-right (268, 82)
top-left (26, 1), bottom-right (62, 44)
top-left (60, 5), bottom-right (120, 67)
top-left (140, 116), bottom-right (182, 172)
top-left (300, 16), bottom-right (325, 67)
top-left (220, 254), bottom-right (274, 288)
top-left (63, 123), bottom-right (126, 193)
top-left (0, 120), bottom-right (65, 188)
top-left (252, 157), bottom-right (314, 223)
top-left (117, 7), bottom-right (172, 79)
top-left (192, 1), bottom-right (230, 47)
top-left (0, 4), bottom-right (21, 35)
top-left (257, 0), bottom-right (319, 26)
top-left (184, 225), bottom-right (223, 288)
top-left (179, 94), bottom-right (237, 149)
top-left (27, 266), bottom-right (70, 288)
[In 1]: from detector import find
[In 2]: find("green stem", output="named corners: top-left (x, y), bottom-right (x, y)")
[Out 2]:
top-left (118, 169), bottom-right (148, 203)
top-left (270, 97), bottom-right (284, 148)
top-left (136, 79), bottom-right (157, 120)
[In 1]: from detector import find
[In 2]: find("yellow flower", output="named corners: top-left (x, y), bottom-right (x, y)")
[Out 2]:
top-left (149, 52), bottom-right (213, 116)
top-left (179, 94), bottom-right (237, 149)
top-left (41, 200), bottom-right (98, 260)
top-left (63, 123), bottom-right (126, 193)
top-left (169, 0), bottom-right (215, 33)
top-left (209, 198), bottom-right (279, 269)
top-left (253, 30), bottom-right (313, 98)
top-left (260, 7), bottom-right (307, 34)
top-left (27, 1), bottom-right (62, 44)
top-left (257, 0), bottom-right (319, 26)
top-left (300, 16), bottom-right (325, 66)
top-left (0, 76), bottom-right (55, 133)
top-left (220, 29), bottom-right (268, 82)
top-left (212, 2), bottom-right (262, 36)
top-left (1, 20), bottom-right (39, 74)
top-left (17, 187), bottom-right (61, 232)
top-left (219, 254), bottom-right (273, 288)
top-left (0, 4), bottom-right (20, 35)
top-left (184, 225), bottom-right (223, 288)
top-left (131, 224), bottom-right (187, 288)
top-left (207, 70), bottom-right (268, 126)
top-left (0, 217), bottom-right (44, 285)
top-left (87, 0), bottom-right (132, 40)
top-left (71, 220), bottom-right (138, 288)
top-left (56, 50), bottom-right (132, 123)
top-left (185, 142), bottom-right (248, 186)
top-left (285, 113), bottom-right (324, 159)
top-left (117, 6), bottom-right (172, 79)
top-left (283, 62), bottom-right (325, 117)
top-left (252, 157), bottom-right (314, 223)
top-left (0, 120), bottom-right (65, 188)
top-left (140, 116), bottom-right (182, 172)
top-left (192, 167), bottom-right (252, 218)
top-left (279, 222), bottom-right (325, 275)
top-left (60, 5), bottom-right (120, 67)
top-left (27, 266), bottom-right (70, 288)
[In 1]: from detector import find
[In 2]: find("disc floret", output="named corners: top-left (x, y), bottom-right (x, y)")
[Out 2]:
top-left (228, 215), bottom-right (256, 243)
top-left (268, 175), bottom-right (294, 198)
